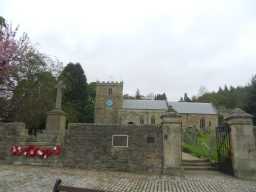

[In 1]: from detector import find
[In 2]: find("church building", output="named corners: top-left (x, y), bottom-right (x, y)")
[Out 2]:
top-left (94, 81), bottom-right (218, 131)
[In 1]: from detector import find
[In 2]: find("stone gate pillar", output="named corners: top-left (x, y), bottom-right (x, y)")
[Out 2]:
top-left (225, 108), bottom-right (256, 179)
top-left (161, 111), bottom-right (182, 175)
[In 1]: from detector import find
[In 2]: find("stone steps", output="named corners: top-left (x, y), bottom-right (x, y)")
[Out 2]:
top-left (182, 159), bottom-right (210, 164)
top-left (183, 166), bottom-right (217, 171)
top-left (182, 159), bottom-right (217, 171)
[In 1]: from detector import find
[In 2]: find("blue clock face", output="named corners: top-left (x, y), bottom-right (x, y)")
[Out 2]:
top-left (105, 99), bottom-right (113, 107)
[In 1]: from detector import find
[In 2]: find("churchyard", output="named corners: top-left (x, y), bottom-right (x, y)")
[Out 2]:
top-left (1, 15), bottom-right (256, 192)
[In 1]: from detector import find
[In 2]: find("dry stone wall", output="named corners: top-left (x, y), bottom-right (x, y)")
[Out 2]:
top-left (180, 114), bottom-right (218, 131)
top-left (0, 120), bottom-right (182, 175)
top-left (0, 122), bottom-right (62, 166)
top-left (119, 109), bottom-right (166, 125)
top-left (63, 123), bottom-right (163, 173)
top-left (0, 123), bottom-right (27, 163)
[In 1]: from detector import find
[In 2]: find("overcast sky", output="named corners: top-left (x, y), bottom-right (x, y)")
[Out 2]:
top-left (1, 0), bottom-right (256, 100)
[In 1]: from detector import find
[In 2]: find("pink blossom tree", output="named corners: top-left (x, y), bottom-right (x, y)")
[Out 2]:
top-left (0, 17), bottom-right (18, 80)
top-left (0, 17), bottom-right (36, 94)
top-left (0, 17), bottom-right (43, 120)
top-left (0, 16), bottom-right (62, 124)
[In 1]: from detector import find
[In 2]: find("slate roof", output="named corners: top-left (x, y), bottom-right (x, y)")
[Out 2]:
top-left (168, 102), bottom-right (217, 115)
top-left (123, 99), bottom-right (168, 110)
top-left (122, 99), bottom-right (217, 114)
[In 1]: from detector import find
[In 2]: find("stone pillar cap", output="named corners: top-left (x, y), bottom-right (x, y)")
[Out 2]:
top-left (225, 108), bottom-right (253, 121)
top-left (47, 109), bottom-right (66, 115)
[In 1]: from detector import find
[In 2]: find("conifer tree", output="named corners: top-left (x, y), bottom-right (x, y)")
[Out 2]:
top-left (60, 63), bottom-right (88, 122)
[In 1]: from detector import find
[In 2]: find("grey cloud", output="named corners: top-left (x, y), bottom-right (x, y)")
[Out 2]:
top-left (2, 0), bottom-right (256, 100)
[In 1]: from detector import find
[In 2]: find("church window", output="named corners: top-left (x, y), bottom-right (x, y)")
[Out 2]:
top-left (147, 136), bottom-right (155, 143)
top-left (200, 118), bottom-right (206, 130)
top-left (209, 121), bottom-right (211, 127)
top-left (112, 135), bottom-right (128, 147)
top-left (140, 116), bottom-right (144, 124)
top-left (108, 88), bottom-right (112, 96)
top-left (151, 116), bottom-right (156, 124)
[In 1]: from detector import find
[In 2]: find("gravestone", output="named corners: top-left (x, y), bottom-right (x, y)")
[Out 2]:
top-left (46, 80), bottom-right (66, 145)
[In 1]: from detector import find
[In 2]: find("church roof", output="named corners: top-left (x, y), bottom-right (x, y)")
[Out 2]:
top-left (123, 99), bottom-right (168, 110)
top-left (168, 102), bottom-right (217, 115)
top-left (122, 100), bottom-right (217, 114)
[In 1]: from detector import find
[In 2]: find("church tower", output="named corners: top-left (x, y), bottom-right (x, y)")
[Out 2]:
top-left (94, 81), bottom-right (123, 124)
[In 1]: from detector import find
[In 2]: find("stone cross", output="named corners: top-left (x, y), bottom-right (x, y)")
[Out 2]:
top-left (55, 80), bottom-right (65, 110)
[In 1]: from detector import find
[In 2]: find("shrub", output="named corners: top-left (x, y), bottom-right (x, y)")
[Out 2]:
top-left (183, 129), bottom-right (218, 162)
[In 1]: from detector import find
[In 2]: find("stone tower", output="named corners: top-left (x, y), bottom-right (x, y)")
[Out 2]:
top-left (94, 81), bottom-right (123, 124)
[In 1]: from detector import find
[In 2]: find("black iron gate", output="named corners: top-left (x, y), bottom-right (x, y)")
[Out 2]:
top-left (216, 123), bottom-right (234, 175)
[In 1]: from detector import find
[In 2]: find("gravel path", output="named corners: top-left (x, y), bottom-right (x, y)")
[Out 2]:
top-left (0, 165), bottom-right (256, 192)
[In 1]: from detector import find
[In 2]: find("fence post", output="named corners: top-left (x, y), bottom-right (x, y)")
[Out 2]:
top-left (225, 108), bottom-right (256, 179)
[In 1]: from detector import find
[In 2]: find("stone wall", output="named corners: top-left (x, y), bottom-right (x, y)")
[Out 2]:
top-left (0, 123), bottom-right (27, 163)
top-left (119, 109), bottom-right (166, 125)
top-left (180, 113), bottom-right (218, 131)
top-left (0, 115), bottom-right (182, 175)
top-left (0, 122), bottom-right (163, 172)
top-left (63, 123), bottom-right (163, 173)
top-left (94, 82), bottom-right (123, 124)
top-left (0, 122), bottom-right (63, 166)
top-left (254, 126), bottom-right (256, 146)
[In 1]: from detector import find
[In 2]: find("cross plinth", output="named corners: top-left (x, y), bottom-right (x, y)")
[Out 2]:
top-left (55, 80), bottom-right (66, 110)
top-left (46, 80), bottom-right (66, 145)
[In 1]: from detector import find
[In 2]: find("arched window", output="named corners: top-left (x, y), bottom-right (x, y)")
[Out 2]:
top-left (108, 88), bottom-right (112, 96)
top-left (151, 116), bottom-right (156, 125)
top-left (140, 116), bottom-right (144, 125)
top-left (200, 118), bottom-right (206, 130)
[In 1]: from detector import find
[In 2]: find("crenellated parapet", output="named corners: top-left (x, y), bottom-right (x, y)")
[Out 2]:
top-left (96, 81), bottom-right (123, 87)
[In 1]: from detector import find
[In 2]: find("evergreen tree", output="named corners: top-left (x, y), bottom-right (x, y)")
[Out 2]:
top-left (60, 63), bottom-right (88, 122)
top-left (154, 93), bottom-right (167, 100)
top-left (183, 93), bottom-right (192, 102)
top-left (84, 82), bottom-right (96, 123)
top-left (245, 75), bottom-right (256, 123)
top-left (194, 84), bottom-right (250, 113)
top-left (135, 89), bottom-right (142, 99)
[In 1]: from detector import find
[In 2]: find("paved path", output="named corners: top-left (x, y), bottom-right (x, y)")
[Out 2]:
top-left (0, 165), bottom-right (256, 192)
top-left (182, 152), bottom-right (204, 161)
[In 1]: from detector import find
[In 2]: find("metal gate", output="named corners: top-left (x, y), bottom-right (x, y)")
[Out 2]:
top-left (216, 123), bottom-right (234, 175)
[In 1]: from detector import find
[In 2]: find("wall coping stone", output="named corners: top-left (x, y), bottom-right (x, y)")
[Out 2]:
top-left (68, 123), bottom-right (160, 129)
top-left (0, 122), bottom-right (25, 125)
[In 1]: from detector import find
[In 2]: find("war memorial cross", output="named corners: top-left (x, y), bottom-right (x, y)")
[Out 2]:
top-left (55, 80), bottom-right (65, 110)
